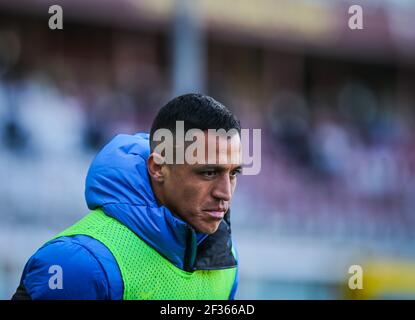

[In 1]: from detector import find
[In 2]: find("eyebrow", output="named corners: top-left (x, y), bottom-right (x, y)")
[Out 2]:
top-left (196, 164), bottom-right (243, 172)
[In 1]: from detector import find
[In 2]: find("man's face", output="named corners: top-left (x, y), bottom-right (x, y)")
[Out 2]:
top-left (160, 132), bottom-right (242, 234)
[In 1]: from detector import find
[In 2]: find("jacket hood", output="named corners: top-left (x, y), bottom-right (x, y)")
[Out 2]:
top-left (85, 133), bottom-right (197, 270)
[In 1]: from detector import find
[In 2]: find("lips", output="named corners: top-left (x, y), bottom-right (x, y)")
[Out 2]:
top-left (203, 209), bottom-right (226, 220)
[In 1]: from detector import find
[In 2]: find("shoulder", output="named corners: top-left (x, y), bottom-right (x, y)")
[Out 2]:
top-left (22, 235), bottom-right (123, 300)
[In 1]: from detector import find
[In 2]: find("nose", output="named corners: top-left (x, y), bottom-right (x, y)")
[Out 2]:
top-left (211, 174), bottom-right (232, 202)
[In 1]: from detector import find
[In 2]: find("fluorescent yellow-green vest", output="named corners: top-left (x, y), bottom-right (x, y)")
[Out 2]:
top-left (51, 209), bottom-right (237, 300)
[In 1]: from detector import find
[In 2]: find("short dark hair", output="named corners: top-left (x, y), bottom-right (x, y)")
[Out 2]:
top-left (150, 93), bottom-right (241, 151)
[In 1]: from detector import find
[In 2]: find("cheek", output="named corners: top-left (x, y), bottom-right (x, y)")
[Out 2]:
top-left (232, 179), bottom-right (237, 192)
top-left (182, 181), bottom-right (211, 208)
top-left (166, 174), bottom-right (196, 200)
top-left (182, 183), bottom-right (202, 202)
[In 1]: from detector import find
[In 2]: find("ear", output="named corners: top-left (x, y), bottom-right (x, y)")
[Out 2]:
top-left (147, 152), bottom-right (166, 183)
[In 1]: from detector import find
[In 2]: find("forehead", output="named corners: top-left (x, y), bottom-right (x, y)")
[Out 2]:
top-left (205, 131), bottom-right (241, 157)
top-left (191, 131), bottom-right (242, 168)
top-left (170, 130), bottom-right (242, 171)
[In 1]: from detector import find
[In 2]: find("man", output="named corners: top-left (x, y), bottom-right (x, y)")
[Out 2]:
top-left (12, 93), bottom-right (241, 300)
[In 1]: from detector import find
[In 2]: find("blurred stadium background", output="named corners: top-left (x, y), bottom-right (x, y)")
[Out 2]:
top-left (1, 0), bottom-right (415, 299)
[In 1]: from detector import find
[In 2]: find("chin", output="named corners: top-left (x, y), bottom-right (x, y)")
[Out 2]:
top-left (200, 223), bottom-right (220, 235)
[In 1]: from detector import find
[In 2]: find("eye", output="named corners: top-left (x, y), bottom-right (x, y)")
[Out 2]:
top-left (230, 168), bottom-right (242, 178)
top-left (201, 170), bottom-right (217, 178)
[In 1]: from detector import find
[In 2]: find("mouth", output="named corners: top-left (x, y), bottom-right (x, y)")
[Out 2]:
top-left (202, 209), bottom-right (226, 220)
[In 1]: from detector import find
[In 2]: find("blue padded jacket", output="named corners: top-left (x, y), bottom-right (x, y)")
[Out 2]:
top-left (19, 133), bottom-right (238, 300)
